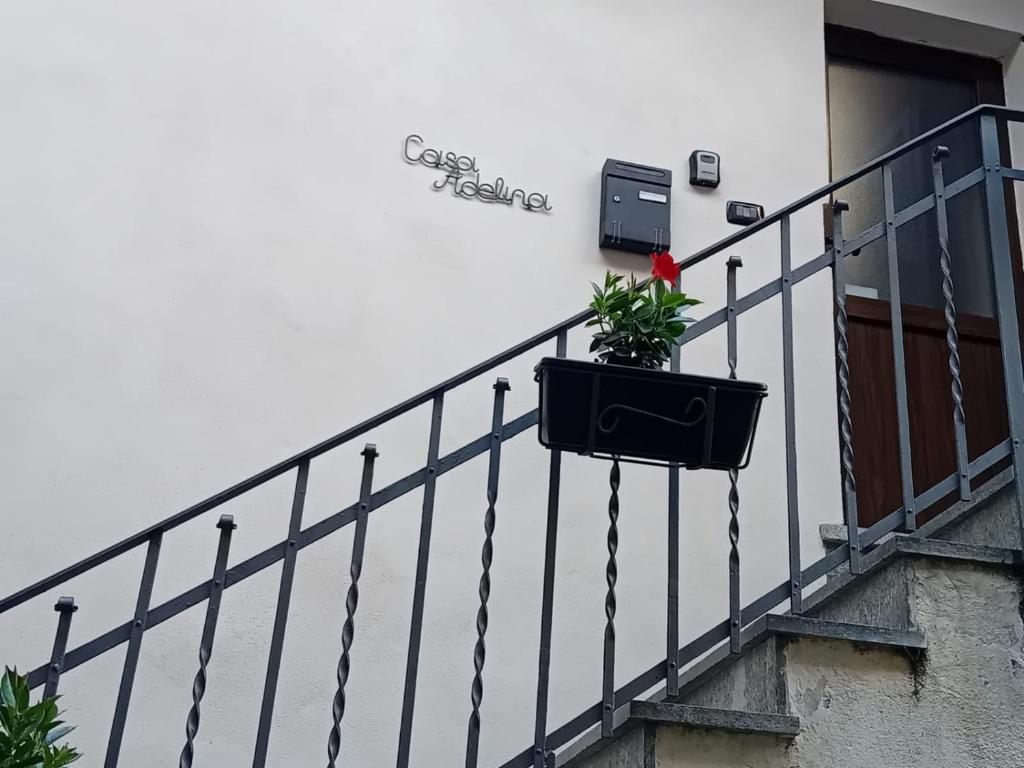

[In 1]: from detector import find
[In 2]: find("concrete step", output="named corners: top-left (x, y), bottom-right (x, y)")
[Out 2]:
top-left (559, 617), bottom-right (924, 766)
top-left (627, 701), bottom-right (800, 737)
top-left (678, 615), bottom-right (925, 716)
top-left (559, 473), bottom-right (1024, 767)
top-left (557, 702), bottom-right (799, 767)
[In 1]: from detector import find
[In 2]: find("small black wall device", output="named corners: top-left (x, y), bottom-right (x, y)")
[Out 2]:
top-left (599, 159), bottom-right (672, 254)
top-left (726, 200), bottom-right (764, 226)
top-left (689, 150), bottom-right (720, 188)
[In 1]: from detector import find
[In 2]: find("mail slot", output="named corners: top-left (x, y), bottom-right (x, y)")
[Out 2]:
top-left (599, 159), bottom-right (672, 254)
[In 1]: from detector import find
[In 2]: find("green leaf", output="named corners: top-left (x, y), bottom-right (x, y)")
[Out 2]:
top-left (591, 269), bottom-right (701, 369)
top-left (13, 674), bottom-right (29, 711)
top-left (45, 726), bottom-right (74, 746)
top-left (660, 293), bottom-right (688, 309)
top-left (0, 669), bottom-right (80, 768)
top-left (606, 294), bottom-right (631, 313)
top-left (1, 669), bottom-right (15, 707)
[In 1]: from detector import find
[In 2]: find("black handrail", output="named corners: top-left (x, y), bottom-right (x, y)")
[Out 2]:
top-left (3, 102), bottom-right (1019, 616)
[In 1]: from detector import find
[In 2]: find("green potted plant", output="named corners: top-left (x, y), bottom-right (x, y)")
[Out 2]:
top-left (535, 253), bottom-right (767, 469)
top-left (0, 667), bottom-right (80, 768)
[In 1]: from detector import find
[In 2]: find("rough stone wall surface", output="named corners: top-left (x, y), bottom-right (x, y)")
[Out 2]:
top-left (785, 559), bottom-right (1024, 766)
top-left (655, 729), bottom-right (788, 767)
top-left (810, 557), bottom-right (911, 629)
top-left (578, 725), bottom-right (647, 768)
top-left (681, 637), bottom-right (786, 714)
top-left (938, 485), bottom-right (1022, 549)
top-left (580, 556), bottom-right (1024, 767)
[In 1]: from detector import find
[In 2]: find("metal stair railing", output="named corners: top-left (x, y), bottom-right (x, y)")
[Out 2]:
top-left (3, 104), bottom-right (1024, 768)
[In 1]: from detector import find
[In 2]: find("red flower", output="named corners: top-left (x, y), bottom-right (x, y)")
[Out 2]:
top-left (650, 251), bottom-right (679, 284)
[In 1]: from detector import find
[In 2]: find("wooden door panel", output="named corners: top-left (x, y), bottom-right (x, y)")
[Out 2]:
top-left (846, 296), bottom-right (1008, 527)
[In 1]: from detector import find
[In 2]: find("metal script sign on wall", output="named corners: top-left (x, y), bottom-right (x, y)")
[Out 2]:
top-left (403, 134), bottom-right (552, 212)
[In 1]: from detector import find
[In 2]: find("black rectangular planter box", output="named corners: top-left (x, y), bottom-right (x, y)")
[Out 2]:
top-left (535, 358), bottom-right (767, 470)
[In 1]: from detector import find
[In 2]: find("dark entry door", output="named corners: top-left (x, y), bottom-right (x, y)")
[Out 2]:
top-left (825, 27), bottom-right (1014, 528)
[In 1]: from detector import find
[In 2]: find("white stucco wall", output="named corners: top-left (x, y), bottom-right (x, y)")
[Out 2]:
top-left (0, 1), bottom-right (1020, 767)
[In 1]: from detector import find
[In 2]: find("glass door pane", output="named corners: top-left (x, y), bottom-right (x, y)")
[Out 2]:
top-left (827, 57), bottom-right (993, 316)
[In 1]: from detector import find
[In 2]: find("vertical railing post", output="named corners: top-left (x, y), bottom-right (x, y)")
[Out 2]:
top-left (105, 532), bottom-right (163, 768)
top-left (883, 163), bottom-right (918, 531)
top-left (601, 458), bottom-right (620, 736)
top-left (666, 275), bottom-right (681, 692)
top-left (832, 200), bottom-right (863, 575)
top-left (327, 444), bottom-right (379, 768)
top-left (253, 460), bottom-right (310, 768)
top-left (979, 112), bottom-right (1024, 545)
top-left (43, 597), bottom-right (77, 699)
top-left (465, 379), bottom-right (510, 768)
top-left (180, 514), bottom-right (237, 768)
top-left (533, 330), bottom-right (567, 768)
top-left (726, 256), bottom-right (743, 652)
top-left (396, 393), bottom-right (444, 768)
top-left (932, 146), bottom-right (972, 502)
top-left (779, 215), bottom-right (802, 615)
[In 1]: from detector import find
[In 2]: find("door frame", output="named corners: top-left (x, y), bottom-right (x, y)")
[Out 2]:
top-left (826, 25), bottom-right (1009, 151)
top-left (824, 25), bottom-right (1024, 527)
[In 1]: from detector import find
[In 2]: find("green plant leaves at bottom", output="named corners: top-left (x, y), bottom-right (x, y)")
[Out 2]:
top-left (0, 668), bottom-right (80, 768)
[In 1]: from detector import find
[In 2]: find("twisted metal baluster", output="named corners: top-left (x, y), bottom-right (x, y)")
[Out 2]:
top-left (726, 256), bottom-right (742, 653)
top-left (601, 458), bottom-right (620, 737)
top-left (932, 146), bottom-right (971, 502)
top-left (327, 444), bottom-right (378, 768)
top-left (832, 201), bottom-right (862, 574)
top-left (727, 468), bottom-right (740, 652)
top-left (465, 379), bottom-right (510, 768)
top-left (467, 496), bottom-right (496, 752)
top-left (182, 653), bottom-right (210, 768)
top-left (180, 515), bottom-right (236, 768)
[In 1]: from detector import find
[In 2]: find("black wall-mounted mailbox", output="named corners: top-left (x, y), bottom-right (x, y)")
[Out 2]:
top-left (600, 159), bottom-right (672, 254)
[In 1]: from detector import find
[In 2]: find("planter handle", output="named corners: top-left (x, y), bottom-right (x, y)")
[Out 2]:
top-left (597, 397), bottom-right (707, 435)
